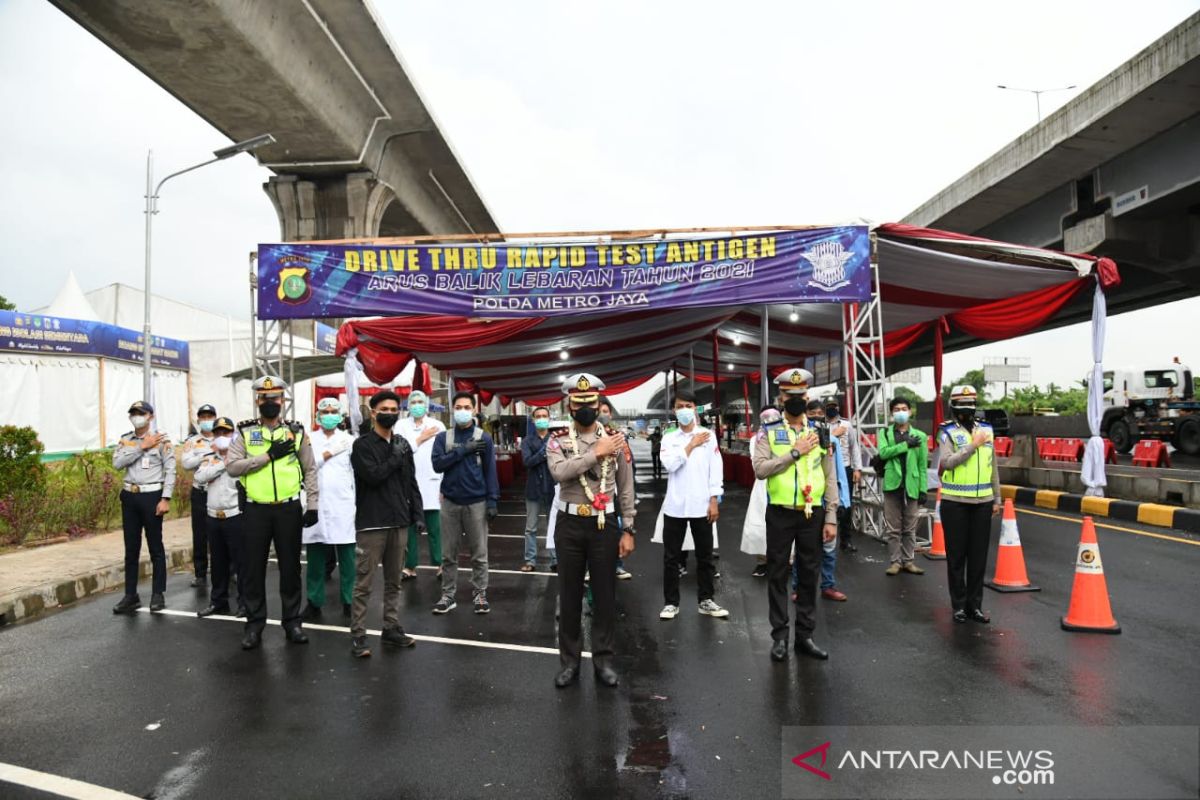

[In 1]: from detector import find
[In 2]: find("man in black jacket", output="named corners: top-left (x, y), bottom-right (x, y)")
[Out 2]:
top-left (348, 390), bottom-right (425, 658)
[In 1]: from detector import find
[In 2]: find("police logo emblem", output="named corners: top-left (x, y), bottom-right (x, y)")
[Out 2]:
top-left (578, 504), bottom-right (592, 517)
top-left (773, 429), bottom-right (791, 444)
top-left (249, 430), bottom-right (264, 445)
top-left (277, 266), bottom-right (312, 305)
top-left (576, 376), bottom-right (591, 391)
top-left (790, 370), bottom-right (803, 384)
top-left (802, 240), bottom-right (853, 292)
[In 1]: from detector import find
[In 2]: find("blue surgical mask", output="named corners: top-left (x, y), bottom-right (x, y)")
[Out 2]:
top-left (453, 409), bottom-right (473, 427)
top-left (675, 408), bottom-right (696, 427)
top-left (318, 413), bottom-right (342, 430)
top-left (198, 419), bottom-right (214, 433)
top-left (893, 411), bottom-right (909, 425)
top-left (534, 418), bottom-right (550, 431)
top-left (409, 403), bottom-right (427, 418)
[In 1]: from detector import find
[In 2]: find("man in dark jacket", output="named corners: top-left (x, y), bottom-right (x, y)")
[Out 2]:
top-left (521, 406), bottom-right (556, 572)
top-left (348, 390), bottom-right (424, 658)
top-left (431, 392), bottom-right (500, 614)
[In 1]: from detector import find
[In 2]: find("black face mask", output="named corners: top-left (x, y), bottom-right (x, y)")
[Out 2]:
top-left (259, 401), bottom-right (282, 419)
top-left (375, 412), bottom-right (399, 429)
top-left (955, 410), bottom-right (976, 429)
top-left (572, 407), bottom-right (598, 427)
top-left (825, 406), bottom-right (839, 420)
top-left (783, 397), bottom-right (807, 417)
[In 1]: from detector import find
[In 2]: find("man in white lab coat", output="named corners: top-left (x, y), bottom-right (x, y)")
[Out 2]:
top-left (302, 398), bottom-right (357, 620)
top-left (657, 390), bottom-right (728, 621)
top-left (396, 390), bottom-right (445, 580)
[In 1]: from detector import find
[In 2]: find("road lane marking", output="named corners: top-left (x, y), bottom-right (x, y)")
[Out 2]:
top-left (0, 761), bottom-right (140, 800)
top-left (1016, 507), bottom-right (1200, 546)
top-left (270, 558), bottom-right (557, 576)
top-left (137, 607), bottom-right (585, 657)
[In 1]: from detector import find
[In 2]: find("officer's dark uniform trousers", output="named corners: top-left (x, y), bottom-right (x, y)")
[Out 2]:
top-left (121, 490), bottom-right (166, 596)
top-left (765, 505), bottom-right (823, 642)
top-left (242, 500), bottom-right (303, 633)
top-left (556, 514), bottom-right (620, 670)
top-left (190, 485), bottom-right (208, 579)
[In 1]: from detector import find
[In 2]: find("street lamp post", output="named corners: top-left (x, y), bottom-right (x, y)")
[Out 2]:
top-left (141, 133), bottom-right (275, 401)
top-left (996, 84), bottom-right (1076, 123)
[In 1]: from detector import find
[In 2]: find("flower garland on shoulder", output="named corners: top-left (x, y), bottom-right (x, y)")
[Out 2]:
top-left (569, 422), bottom-right (612, 529)
top-left (794, 426), bottom-right (816, 518)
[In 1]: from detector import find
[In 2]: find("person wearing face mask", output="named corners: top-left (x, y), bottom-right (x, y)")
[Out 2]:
top-left (180, 404), bottom-right (219, 589)
top-left (111, 400), bottom-right (175, 615)
top-left (193, 418), bottom-right (246, 618)
top-left (225, 376), bottom-right (319, 651)
top-left (877, 398), bottom-right (929, 577)
top-left (546, 373), bottom-right (636, 689)
top-left (397, 390), bottom-right (446, 581)
top-left (519, 406), bottom-right (557, 572)
top-left (348, 390), bottom-right (424, 657)
top-left (752, 368), bottom-right (838, 662)
top-left (656, 391), bottom-right (726, 621)
top-left (431, 392), bottom-right (499, 615)
top-left (938, 385), bottom-right (1001, 625)
top-left (823, 401), bottom-right (862, 553)
top-left (301, 397), bottom-right (357, 622)
top-left (790, 400), bottom-right (850, 603)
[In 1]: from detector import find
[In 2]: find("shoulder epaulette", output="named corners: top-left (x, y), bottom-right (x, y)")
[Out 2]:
top-left (237, 419), bottom-right (258, 430)
top-left (287, 421), bottom-right (304, 435)
top-left (550, 427), bottom-right (570, 438)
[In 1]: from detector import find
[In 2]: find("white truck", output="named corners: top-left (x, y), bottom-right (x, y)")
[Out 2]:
top-left (1099, 360), bottom-right (1199, 456)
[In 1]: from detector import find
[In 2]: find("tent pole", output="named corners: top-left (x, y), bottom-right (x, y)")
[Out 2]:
top-left (759, 304), bottom-right (769, 409)
top-left (711, 330), bottom-right (720, 440)
top-left (689, 349), bottom-right (695, 392)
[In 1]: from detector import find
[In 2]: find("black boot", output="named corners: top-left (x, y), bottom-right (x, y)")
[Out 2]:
top-left (241, 629), bottom-right (262, 650)
top-left (770, 640), bottom-right (789, 662)
top-left (149, 593), bottom-right (165, 612)
top-left (112, 594), bottom-right (141, 615)
top-left (795, 638), bottom-right (829, 660)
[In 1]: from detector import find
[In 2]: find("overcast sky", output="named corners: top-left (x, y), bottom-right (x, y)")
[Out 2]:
top-left (1, 0), bottom-right (1196, 410)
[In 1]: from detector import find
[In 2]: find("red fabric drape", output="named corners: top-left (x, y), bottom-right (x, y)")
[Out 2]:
top-left (337, 315), bottom-right (542, 355)
top-left (950, 278), bottom-right (1087, 339)
top-left (519, 373), bottom-right (656, 408)
top-left (881, 321), bottom-right (933, 358)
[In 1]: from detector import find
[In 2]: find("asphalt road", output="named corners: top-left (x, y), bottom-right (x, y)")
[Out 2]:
top-left (1, 441), bottom-right (1198, 799)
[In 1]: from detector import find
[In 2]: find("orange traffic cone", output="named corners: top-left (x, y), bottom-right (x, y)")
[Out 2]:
top-left (1061, 516), bottom-right (1121, 634)
top-left (923, 489), bottom-right (946, 560)
top-left (985, 499), bottom-right (1040, 593)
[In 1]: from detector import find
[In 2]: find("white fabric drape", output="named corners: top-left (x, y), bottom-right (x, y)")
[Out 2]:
top-left (344, 347), bottom-right (363, 433)
top-left (1081, 279), bottom-right (1108, 496)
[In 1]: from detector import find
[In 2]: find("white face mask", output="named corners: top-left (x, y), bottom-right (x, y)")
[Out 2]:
top-left (130, 415), bottom-right (148, 429)
top-left (212, 435), bottom-right (232, 451)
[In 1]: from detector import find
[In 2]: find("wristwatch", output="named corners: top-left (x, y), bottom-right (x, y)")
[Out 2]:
top-left (622, 527), bottom-right (635, 536)
top-left (790, 448), bottom-right (801, 461)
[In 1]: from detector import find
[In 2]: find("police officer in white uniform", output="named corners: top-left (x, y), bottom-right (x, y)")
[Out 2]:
top-left (180, 403), bottom-right (219, 588)
top-left (111, 400), bottom-right (175, 615)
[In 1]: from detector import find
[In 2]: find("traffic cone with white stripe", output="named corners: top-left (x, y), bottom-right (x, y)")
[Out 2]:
top-left (923, 489), bottom-right (946, 560)
top-left (985, 499), bottom-right (1040, 592)
top-left (1061, 516), bottom-right (1120, 634)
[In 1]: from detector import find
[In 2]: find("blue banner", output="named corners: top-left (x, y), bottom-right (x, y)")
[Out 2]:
top-left (257, 227), bottom-right (871, 320)
top-left (315, 321), bottom-right (338, 354)
top-left (0, 311), bottom-right (190, 369)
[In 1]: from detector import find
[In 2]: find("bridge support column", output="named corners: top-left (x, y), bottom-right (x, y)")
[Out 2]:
top-left (264, 172), bottom-right (394, 241)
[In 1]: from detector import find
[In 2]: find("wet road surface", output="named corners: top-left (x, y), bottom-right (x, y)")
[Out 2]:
top-left (2, 441), bottom-right (1198, 799)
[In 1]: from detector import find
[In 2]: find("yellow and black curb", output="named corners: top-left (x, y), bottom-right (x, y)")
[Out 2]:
top-left (1000, 485), bottom-right (1200, 534)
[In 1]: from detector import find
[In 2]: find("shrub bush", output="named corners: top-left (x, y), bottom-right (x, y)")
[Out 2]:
top-left (0, 425), bottom-right (46, 496)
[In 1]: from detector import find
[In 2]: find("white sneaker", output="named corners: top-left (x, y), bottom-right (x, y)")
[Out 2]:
top-left (615, 567), bottom-right (632, 580)
top-left (659, 604), bottom-right (679, 620)
top-left (698, 599), bottom-right (729, 618)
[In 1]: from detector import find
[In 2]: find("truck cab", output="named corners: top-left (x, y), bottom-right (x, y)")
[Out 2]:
top-left (1101, 364), bottom-right (1194, 408)
top-left (1099, 361), bottom-right (1198, 455)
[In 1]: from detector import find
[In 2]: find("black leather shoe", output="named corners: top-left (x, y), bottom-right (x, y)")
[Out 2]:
top-left (284, 626), bottom-right (309, 644)
top-left (197, 604), bottom-right (229, 618)
top-left (770, 640), bottom-right (789, 662)
top-left (795, 638), bottom-right (829, 660)
top-left (241, 630), bottom-right (262, 650)
top-left (967, 609), bottom-right (991, 624)
top-left (594, 665), bottom-right (620, 688)
top-left (190, 576), bottom-right (206, 589)
top-left (554, 666), bottom-right (580, 688)
top-left (112, 594), bottom-right (141, 615)
top-left (149, 594), bottom-right (165, 612)
top-left (301, 603), bottom-right (322, 621)
top-left (953, 609), bottom-right (968, 623)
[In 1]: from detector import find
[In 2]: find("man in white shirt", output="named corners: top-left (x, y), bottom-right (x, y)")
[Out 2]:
top-left (658, 391), bottom-right (728, 620)
top-left (396, 390), bottom-right (446, 580)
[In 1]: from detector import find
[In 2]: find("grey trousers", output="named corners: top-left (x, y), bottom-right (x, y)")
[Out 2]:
top-left (884, 490), bottom-right (919, 565)
top-left (440, 499), bottom-right (489, 598)
top-left (352, 527), bottom-right (407, 637)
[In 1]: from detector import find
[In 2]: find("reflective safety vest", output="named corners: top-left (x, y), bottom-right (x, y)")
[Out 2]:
top-left (240, 422), bottom-right (305, 503)
top-left (766, 425), bottom-right (826, 507)
top-left (939, 421), bottom-right (994, 499)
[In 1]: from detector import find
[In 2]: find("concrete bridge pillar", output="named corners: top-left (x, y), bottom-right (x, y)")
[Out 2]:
top-left (264, 172), bottom-right (395, 241)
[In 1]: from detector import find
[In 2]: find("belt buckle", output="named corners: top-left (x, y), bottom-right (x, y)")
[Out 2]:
top-left (131, 485), bottom-right (140, 494)
top-left (577, 503), bottom-right (592, 517)
top-left (216, 510), bottom-right (226, 520)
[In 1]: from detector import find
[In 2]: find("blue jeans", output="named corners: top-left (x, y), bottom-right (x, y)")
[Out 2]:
top-left (525, 499), bottom-right (554, 566)
top-left (793, 538), bottom-right (838, 591)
